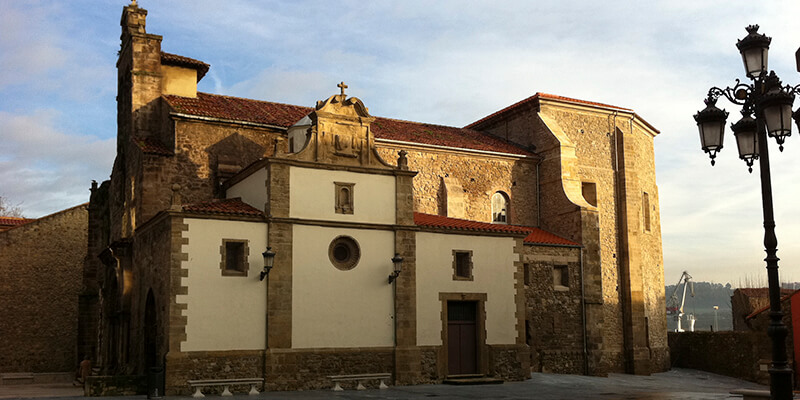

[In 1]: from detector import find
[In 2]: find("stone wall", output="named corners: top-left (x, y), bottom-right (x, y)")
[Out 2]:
top-left (166, 350), bottom-right (264, 395)
top-left (522, 244), bottom-right (585, 374)
top-left (264, 348), bottom-right (394, 392)
top-left (130, 214), bottom-right (177, 375)
top-left (0, 205), bottom-right (88, 373)
top-left (472, 98), bottom-right (667, 374)
top-left (668, 331), bottom-right (772, 384)
top-left (147, 119), bottom-right (284, 221)
top-left (488, 344), bottom-right (530, 381)
top-left (376, 145), bottom-right (538, 226)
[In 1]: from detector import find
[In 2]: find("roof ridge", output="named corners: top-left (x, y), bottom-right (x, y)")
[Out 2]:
top-left (194, 92), bottom-right (313, 110)
top-left (0, 216), bottom-right (32, 221)
top-left (375, 116), bottom-right (479, 132)
top-left (465, 92), bottom-right (632, 129)
top-left (536, 92), bottom-right (632, 111)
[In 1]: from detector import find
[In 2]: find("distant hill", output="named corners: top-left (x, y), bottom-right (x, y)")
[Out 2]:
top-left (665, 281), bottom-right (733, 312)
top-left (663, 281), bottom-right (800, 332)
top-left (665, 281), bottom-right (733, 332)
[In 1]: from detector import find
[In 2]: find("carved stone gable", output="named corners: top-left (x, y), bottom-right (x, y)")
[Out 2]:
top-left (288, 83), bottom-right (393, 169)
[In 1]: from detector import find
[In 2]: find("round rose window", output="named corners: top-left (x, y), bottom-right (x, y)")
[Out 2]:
top-left (328, 236), bottom-right (360, 270)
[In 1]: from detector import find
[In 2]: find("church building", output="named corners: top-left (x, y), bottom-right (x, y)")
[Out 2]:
top-left (77, 2), bottom-right (668, 394)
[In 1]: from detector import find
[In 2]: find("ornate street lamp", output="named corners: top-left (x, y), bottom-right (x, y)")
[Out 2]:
top-left (731, 113), bottom-right (758, 172)
top-left (388, 253), bottom-right (403, 284)
top-left (694, 25), bottom-right (800, 400)
top-left (260, 247), bottom-right (276, 281)
top-left (694, 98), bottom-right (728, 165)
top-left (736, 25), bottom-right (771, 79)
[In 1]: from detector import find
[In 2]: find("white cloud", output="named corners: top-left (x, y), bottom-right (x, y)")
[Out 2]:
top-left (0, 110), bottom-right (114, 217)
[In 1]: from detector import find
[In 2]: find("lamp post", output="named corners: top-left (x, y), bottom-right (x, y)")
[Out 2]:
top-left (713, 305), bottom-right (719, 332)
top-left (694, 25), bottom-right (800, 400)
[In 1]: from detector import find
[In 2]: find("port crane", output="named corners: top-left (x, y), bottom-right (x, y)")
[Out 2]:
top-left (666, 271), bottom-right (695, 332)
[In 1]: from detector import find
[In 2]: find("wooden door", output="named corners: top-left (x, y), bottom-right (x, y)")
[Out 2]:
top-left (447, 301), bottom-right (477, 375)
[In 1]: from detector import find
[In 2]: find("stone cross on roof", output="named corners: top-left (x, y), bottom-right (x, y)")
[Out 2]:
top-left (338, 81), bottom-right (348, 96)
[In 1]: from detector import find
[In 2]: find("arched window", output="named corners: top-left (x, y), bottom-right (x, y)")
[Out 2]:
top-left (491, 191), bottom-right (509, 224)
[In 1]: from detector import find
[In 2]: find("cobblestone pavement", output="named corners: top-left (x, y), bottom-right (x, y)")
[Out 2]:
top-left (0, 369), bottom-right (773, 400)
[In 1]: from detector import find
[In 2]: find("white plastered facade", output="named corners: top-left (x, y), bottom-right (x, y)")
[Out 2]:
top-left (177, 218), bottom-right (268, 352)
top-left (416, 232), bottom-right (518, 346)
top-left (226, 167), bottom-right (268, 211)
top-left (291, 225), bottom-right (395, 348)
top-left (289, 166), bottom-right (395, 224)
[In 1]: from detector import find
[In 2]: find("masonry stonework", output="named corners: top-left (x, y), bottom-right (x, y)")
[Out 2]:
top-left (376, 146), bottom-right (538, 226)
top-left (472, 98), bottom-right (667, 374)
top-left (0, 205), bottom-right (88, 373)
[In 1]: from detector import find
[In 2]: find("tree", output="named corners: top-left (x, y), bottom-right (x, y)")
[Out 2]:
top-left (0, 195), bottom-right (24, 217)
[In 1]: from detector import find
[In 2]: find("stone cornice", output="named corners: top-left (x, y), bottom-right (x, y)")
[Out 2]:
top-left (222, 156), bottom-right (417, 190)
top-left (376, 138), bottom-right (539, 161)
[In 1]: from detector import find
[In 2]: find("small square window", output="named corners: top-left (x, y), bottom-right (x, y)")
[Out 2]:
top-left (452, 250), bottom-right (473, 281)
top-left (553, 265), bottom-right (568, 290)
top-left (220, 239), bottom-right (249, 276)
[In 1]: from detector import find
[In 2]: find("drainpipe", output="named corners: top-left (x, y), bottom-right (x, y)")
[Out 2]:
top-left (580, 246), bottom-right (589, 375)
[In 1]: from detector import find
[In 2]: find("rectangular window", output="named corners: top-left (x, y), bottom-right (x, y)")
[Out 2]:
top-left (220, 239), bottom-right (249, 276)
top-left (643, 192), bottom-right (651, 232)
top-left (523, 263), bottom-right (531, 286)
top-left (553, 265), bottom-right (568, 290)
top-left (452, 250), bottom-right (473, 281)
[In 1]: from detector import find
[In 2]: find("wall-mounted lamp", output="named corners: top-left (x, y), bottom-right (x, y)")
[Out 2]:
top-left (388, 253), bottom-right (403, 284)
top-left (260, 246), bottom-right (276, 281)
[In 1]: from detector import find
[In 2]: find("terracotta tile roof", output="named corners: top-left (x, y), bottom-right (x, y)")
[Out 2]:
top-left (465, 92), bottom-right (632, 130)
top-left (0, 216), bottom-right (34, 228)
top-left (164, 92), bottom-right (532, 156)
top-left (520, 227), bottom-right (580, 247)
top-left (413, 212), bottom-right (579, 246)
top-left (161, 52), bottom-right (209, 81)
top-left (164, 92), bottom-right (313, 128)
top-left (133, 136), bottom-right (172, 156)
top-left (372, 117), bottom-right (532, 156)
top-left (746, 289), bottom-right (800, 320)
top-left (182, 198), bottom-right (264, 217)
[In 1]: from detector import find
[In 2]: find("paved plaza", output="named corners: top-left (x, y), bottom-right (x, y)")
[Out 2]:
top-left (0, 369), bottom-right (775, 400)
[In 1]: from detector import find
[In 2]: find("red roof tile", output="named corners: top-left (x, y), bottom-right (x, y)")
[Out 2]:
top-left (182, 198), bottom-right (264, 217)
top-left (746, 289), bottom-right (800, 320)
top-left (372, 117), bottom-right (532, 156)
top-left (465, 92), bottom-right (632, 130)
top-left (133, 136), bottom-right (172, 156)
top-left (413, 212), bottom-right (579, 246)
top-left (161, 52), bottom-right (209, 81)
top-left (0, 217), bottom-right (34, 227)
top-left (164, 93), bottom-right (312, 128)
top-left (164, 92), bottom-right (533, 156)
top-left (520, 227), bottom-right (580, 247)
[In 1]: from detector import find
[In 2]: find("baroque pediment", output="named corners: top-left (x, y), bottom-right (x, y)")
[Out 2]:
top-left (287, 82), bottom-right (394, 169)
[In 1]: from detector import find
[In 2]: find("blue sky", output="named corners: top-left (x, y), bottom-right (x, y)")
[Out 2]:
top-left (2, 0), bottom-right (800, 285)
